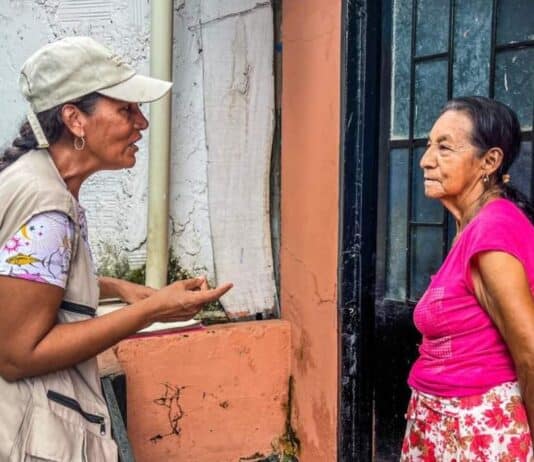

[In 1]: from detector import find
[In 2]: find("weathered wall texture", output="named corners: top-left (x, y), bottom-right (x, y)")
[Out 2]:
top-left (116, 320), bottom-right (291, 462)
top-left (281, 1), bottom-right (341, 460)
top-left (0, 1), bottom-right (275, 304)
top-left (0, 0), bottom-right (159, 271)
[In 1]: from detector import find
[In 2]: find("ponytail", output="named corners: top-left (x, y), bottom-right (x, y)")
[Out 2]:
top-left (0, 92), bottom-right (101, 173)
top-left (501, 183), bottom-right (534, 224)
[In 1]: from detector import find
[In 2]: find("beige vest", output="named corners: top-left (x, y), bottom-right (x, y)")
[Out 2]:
top-left (0, 150), bottom-right (117, 461)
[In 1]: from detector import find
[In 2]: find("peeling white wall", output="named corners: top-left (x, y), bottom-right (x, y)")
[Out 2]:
top-left (0, 1), bottom-right (276, 316)
top-left (0, 0), bottom-right (215, 278)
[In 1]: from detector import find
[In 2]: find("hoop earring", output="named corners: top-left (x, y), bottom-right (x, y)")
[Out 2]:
top-left (74, 136), bottom-right (85, 151)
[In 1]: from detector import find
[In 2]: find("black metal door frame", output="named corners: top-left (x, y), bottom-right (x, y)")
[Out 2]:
top-left (338, 1), bottom-right (382, 460)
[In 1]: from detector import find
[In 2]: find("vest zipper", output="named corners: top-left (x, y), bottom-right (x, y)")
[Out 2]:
top-left (47, 390), bottom-right (106, 435)
top-left (60, 300), bottom-right (96, 317)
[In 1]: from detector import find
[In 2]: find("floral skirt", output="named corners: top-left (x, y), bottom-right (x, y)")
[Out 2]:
top-left (401, 382), bottom-right (533, 462)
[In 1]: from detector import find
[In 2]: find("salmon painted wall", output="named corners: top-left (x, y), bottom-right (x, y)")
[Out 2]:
top-left (281, 1), bottom-right (341, 460)
top-left (114, 321), bottom-right (291, 461)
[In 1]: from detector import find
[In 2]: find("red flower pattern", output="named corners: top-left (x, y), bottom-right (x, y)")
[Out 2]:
top-left (507, 434), bottom-right (531, 461)
top-left (401, 382), bottom-right (533, 461)
top-left (484, 406), bottom-right (512, 430)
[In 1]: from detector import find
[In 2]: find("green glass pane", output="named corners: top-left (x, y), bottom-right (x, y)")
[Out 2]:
top-left (446, 212), bottom-right (456, 251)
top-left (508, 142), bottom-right (533, 200)
top-left (415, 0), bottom-right (450, 57)
top-left (414, 59), bottom-right (448, 138)
top-left (391, 0), bottom-right (413, 139)
top-left (452, 0), bottom-right (492, 97)
top-left (412, 147), bottom-right (444, 222)
top-left (494, 48), bottom-right (534, 130)
top-left (410, 225), bottom-right (443, 300)
top-left (496, 0), bottom-right (534, 45)
top-left (386, 149), bottom-right (409, 300)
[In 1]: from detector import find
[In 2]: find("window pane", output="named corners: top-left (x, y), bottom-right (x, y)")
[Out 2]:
top-left (412, 147), bottom-right (443, 222)
top-left (414, 59), bottom-right (448, 138)
top-left (447, 212), bottom-right (456, 251)
top-left (452, 0), bottom-right (492, 97)
top-left (494, 48), bottom-right (534, 130)
top-left (496, 0), bottom-right (534, 45)
top-left (410, 225), bottom-right (443, 299)
top-left (386, 149), bottom-right (409, 300)
top-left (391, 0), bottom-right (413, 139)
top-left (508, 141), bottom-right (533, 200)
top-left (415, 0), bottom-right (450, 57)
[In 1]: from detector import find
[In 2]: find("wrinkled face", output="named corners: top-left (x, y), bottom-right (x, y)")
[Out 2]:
top-left (420, 110), bottom-right (485, 203)
top-left (82, 96), bottom-right (148, 170)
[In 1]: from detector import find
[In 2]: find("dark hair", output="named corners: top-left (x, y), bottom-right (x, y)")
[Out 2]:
top-left (0, 92), bottom-right (101, 173)
top-left (441, 96), bottom-right (534, 224)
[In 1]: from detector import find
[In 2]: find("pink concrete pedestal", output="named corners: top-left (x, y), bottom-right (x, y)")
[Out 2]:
top-left (114, 320), bottom-right (291, 461)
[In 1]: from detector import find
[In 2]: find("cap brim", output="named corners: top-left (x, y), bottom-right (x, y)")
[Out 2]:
top-left (98, 74), bottom-right (172, 103)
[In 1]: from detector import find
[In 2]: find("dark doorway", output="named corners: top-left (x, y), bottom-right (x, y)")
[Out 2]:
top-left (339, 0), bottom-right (533, 460)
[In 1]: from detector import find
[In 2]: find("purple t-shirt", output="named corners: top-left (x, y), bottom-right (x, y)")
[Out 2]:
top-left (408, 199), bottom-right (534, 397)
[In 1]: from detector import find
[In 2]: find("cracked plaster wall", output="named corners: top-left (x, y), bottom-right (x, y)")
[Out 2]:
top-left (0, 0), bottom-right (215, 278)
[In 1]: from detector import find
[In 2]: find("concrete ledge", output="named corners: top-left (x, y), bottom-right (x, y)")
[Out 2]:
top-left (114, 320), bottom-right (291, 462)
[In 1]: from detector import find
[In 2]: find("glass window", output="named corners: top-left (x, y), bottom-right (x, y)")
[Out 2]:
top-left (496, 0), bottom-right (534, 45)
top-left (411, 147), bottom-right (444, 223)
top-left (385, 0), bottom-right (533, 302)
top-left (410, 226), bottom-right (443, 299)
top-left (452, 0), bottom-right (492, 97)
top-left (391, 0), bottom-right (413, 139)
top-left (415, 0), bottom-right (450, 57)
top-left (386, 149), bottom-right (409, 300)
top-left (494, 48), bottom-right (534, 130)
top-left (509, 142), bottom-right (533, 200)
top-left (414, 59), bottom-right (448, 138)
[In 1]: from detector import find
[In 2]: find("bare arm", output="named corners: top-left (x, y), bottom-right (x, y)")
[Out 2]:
top-left (0, 275), bottom-right (231, 382)
top-left (471, 251), bottom-right (534, 443)
top-left (99, 275), bottom-right (155, 303)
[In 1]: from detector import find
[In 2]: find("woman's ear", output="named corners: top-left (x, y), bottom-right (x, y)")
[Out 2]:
top-left (481, 147), bottom-right (504, 176)
top-left (60, 104), bottom-right (86, 138)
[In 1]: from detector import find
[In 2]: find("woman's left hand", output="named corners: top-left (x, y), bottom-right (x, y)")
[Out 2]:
top-left (115, 279), bottom-right (156, 304)
top-left (99, 276), bottom-right (156, 304)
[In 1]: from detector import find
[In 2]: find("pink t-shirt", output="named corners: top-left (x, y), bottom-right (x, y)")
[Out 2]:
top-left (408, 199), bottom-right (534, 397)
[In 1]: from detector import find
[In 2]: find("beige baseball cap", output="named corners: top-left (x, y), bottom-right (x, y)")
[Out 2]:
top-left (19, 36), bottom-right (172, 148)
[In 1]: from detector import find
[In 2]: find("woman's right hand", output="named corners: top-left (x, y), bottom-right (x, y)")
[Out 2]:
top-left (145, 277), bottom-right (233, 324)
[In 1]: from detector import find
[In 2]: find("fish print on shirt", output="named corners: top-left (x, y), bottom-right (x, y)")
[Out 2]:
top-left (0, 211), bottom-right (74, 288)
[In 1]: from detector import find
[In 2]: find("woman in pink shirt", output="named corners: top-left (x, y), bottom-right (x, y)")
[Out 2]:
top-left (401, 97), bottom-right (534, 461)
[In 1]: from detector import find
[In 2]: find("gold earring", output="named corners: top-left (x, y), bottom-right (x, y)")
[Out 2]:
top-left (74, 136), bottom-right (85, 151)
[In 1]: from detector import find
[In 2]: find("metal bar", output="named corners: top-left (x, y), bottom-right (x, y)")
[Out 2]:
top-left (101, 376), bottom-right (136, 462)
top-left (488, 0), bottom-right (498, 98)
top-left (376, 0), bottom-right (395, 302)
top-left (390, 138), bottom-right (428, 149)
top-left (338, 0), bottom-right (381, 459)
top-left (406, 0), bottom-right (418, 299)
top-left (413, 51), bottom-right (448, 63)
top-left (495, 39), bottom-right (534, 52)
top-left (443, 0), bottom-right (455, 251)
top-left (409, 221), bottom-right (444, 227)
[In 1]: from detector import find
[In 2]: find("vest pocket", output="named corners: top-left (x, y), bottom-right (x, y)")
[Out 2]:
top-left (19, 391), bottom-right (118, 462)
top-left (46, 390), bottom-right (106, 436)
top-left (22, 405), bottom-right (85, 461)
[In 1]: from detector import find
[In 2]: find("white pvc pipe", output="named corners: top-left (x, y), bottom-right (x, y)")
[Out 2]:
top-left (145, 0), bottom-right (173, 288)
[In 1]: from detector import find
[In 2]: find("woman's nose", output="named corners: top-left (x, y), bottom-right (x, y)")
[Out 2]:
top-left (134, 107), bottom-right (149, 130)
top-left (420, 147), bottom-right (435, 169)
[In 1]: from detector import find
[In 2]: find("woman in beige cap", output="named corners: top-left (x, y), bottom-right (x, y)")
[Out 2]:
top-left (0, 36), bottom-right (232, 461)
